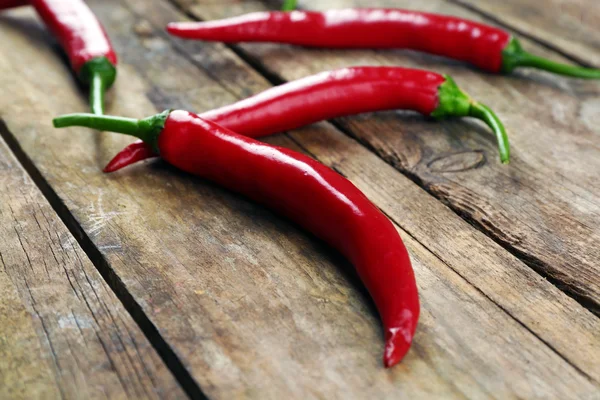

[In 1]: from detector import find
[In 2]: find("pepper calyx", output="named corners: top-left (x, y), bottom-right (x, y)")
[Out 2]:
top-left (79, 57), bottom-right (118, 115)
top-left (137, 110), bottom-right (171, 152)
top-left (431, 75), bottom-right (471, 120)
top-left (281, 0), bottom-right (297, 11)
top-left (500, 37), bottom-right (523, 74)
top-left (79, 56), bottom-right (117, 87)
top-left (432, 75), bottom-right (510, 164)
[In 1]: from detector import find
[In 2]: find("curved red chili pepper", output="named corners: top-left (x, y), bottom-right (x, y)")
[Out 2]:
top-left (203, 67), bottom-right (446, 133)
top-left (0, 0), bottom-right (28, 9)
top-left (104, 140), bottom-right (155, 173)
top-left (54, 110), bottom-right (421, 368)
top-left (167, 9), bottom-right (600, 79)
top-left (105, 67), bottom-right (509, 172)
top-left (30, 0), bottom-right (117, 114)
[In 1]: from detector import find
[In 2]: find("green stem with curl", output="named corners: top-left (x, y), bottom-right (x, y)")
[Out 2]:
top-left (52, 111), bottom-right (170, 152)
top-left (502, 38), bottom-right (600, 79)
top-left (79, 57), bottom-right (118, 115)
top-left (469, 103), bottom-right (510, 164)
top-left (431, 75), bottom-right (510, 164)
top-left (281, 0), bottom-right (297, 11)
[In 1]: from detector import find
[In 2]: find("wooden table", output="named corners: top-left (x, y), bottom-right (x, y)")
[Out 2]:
top-left (0, 0), bottom-right (598, 398)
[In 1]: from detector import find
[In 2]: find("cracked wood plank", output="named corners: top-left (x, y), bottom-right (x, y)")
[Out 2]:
top-left (0, 67), bottom-right (184, 400)
top-left (448, 0), bottom-right (600, 67)
top-left (0, 1), bottom-right (598, 398)
top-left (175, 0), bottom-right (600, 313)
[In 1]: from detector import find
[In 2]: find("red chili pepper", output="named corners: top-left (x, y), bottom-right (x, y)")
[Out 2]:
top-left (23, 0), bottom-right (117, 114)
top-left (104, 66), bottom-right (509, 173)
top-left (167, 9), bottom-right (600, 79)
top-left (0, 0), bottom-right (28, 9)
top-left (53, 109), bottom-right (421, 368)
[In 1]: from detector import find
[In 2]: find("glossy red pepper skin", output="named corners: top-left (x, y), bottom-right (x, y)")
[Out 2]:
top-left (164, 112), bottom-right (420, 367)
top-left (202, 67), bottom-right (446, 136)
top-left (104, 140), bottom-right (156, 173)
top-left (168, 9), bottom-right (600, 79)
top-left (54, 110), bottom-right (421, 367)
top-left (32, 0), bottom-right (116, 73)
top-left (26, 0), bottom-right (118, 114)
top-left (167, 9), bottom-right (509, 73)
top-left (0, 0), bottom-right (117, 75)
top-left (105, 67), bottom-right (510, 172)
top-left (106, 67), bottom-right (443, 171)
top-left (0, 0), bottom-right (28, 9)
top-left (0, 1), bottom-right (118, 113)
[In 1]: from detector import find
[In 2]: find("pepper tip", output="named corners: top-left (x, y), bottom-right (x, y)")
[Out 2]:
top-left (383, 340), bottom-right (410, 368)
top-left (103, 164), bottom-right (116, 173)
top-left (166, 22), bottom-right (180, 35)
top-left (383, 326), bottom-right (414, 368)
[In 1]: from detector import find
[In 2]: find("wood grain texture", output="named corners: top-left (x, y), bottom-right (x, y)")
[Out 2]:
top-left (176, 0), bottom-right (600, 313)
top-left (0, 135), bottom-right (184, 398)
top-left (0, 0), bottom-right (598, 398)
top-left (449, 0), bottom-right (600, 67)
top-left (0, 261), bottom-right (60, 399)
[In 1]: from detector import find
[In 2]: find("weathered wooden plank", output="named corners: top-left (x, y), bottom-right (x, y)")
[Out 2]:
top-left (0, 1), bottom-right (598, 398)
top-left (175, 0), bottom-right (600, 313)
top-left (449, 0), bottom-right (600, 67)
top-left (0, 262), bottom-right (60, 399)
top-left (0, 134), bottom-right (184, 398)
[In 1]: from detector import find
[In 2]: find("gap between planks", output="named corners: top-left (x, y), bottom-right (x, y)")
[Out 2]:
top-left (164, 0), bottom-right (600, 318)
top-left (0, 120), bottom-right (206, 400)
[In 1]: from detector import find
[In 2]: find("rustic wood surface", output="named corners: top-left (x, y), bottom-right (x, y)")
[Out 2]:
top-left (0, 0), bottom-right (598, 399)
top-left (0, 130), bottom-right (184, 398)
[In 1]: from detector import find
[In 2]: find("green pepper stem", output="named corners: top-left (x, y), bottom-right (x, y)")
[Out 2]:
top-left (53, 113), bottom-right (140, 134)
top-left (469, 103), bottom-right (510, 164)
top-left (514, 52), bottom-right (600, 79)
top-left (89, 72), bottom-right (106, 115)
top-left (502, 38), bottom-right (600, 79)
top-left (52, 111), bottom-right (170, 152)
top-left (79, 57), bottom-right (118, 115)
top-left (281, 0), bottom-right (297, 11)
